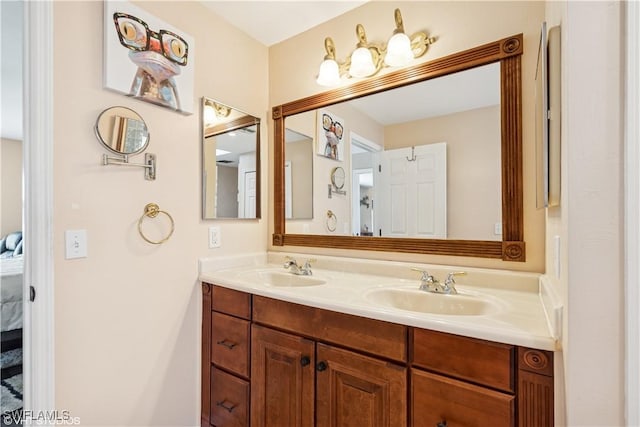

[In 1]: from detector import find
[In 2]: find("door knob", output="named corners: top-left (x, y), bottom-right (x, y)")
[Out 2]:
top-left (316, 361), bottom-right (328, 371)
top-left (300, 356), bottom-right (311, 367)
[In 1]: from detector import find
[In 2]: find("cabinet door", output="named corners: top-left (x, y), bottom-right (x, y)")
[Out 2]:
top-left (411, 369), bottom-right (514, 427)
top-left (250, 324), bottom-right (315, 427)
top-left (316, 343), bottom-right (407, 427)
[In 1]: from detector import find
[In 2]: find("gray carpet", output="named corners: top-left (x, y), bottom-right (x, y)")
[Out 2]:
top-left (1, 373), bottom-right (22, 415)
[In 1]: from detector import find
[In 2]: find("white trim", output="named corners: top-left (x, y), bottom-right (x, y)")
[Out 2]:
top-left (350, 132), bottom-right (382, 153)
top-left (625, 1), bottom-right (640, 425)
top-left (23, 0), bottom-right (55, 420)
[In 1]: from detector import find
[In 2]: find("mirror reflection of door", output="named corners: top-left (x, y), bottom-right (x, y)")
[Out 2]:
top-left (351, 133), bottom-right (381, 236)
top-left (377, 143), bottom-right (447, 238)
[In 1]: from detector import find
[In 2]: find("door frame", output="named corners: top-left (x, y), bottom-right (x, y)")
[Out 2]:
top-left (626, 1), bottom-right (640, 424)
top-left (23, 0), bottom-right (55, 417)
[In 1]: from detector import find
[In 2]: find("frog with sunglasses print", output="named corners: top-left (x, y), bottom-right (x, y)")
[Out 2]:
top-left (113, 12), bottom-right (189, 110)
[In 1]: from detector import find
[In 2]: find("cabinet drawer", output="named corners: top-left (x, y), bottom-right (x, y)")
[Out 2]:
top-left (212, 312), bottom-right (250, 378)
top-left (211, 367), bottom-right (249, 427)
top-left (411, 369), bottom-right (514, 427)
top-left (212, 285), bottom-right (251, 320)
top-left (253, 296), bottom-right (407, 362)
top-left (412, 328), bottom-right (514, 392)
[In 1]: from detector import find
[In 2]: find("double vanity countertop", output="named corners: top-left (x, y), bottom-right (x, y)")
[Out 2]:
top-left (199, 253), bottom-right (561, 352)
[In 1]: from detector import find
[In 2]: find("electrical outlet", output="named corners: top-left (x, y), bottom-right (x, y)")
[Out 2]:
top-left (65, 229), bottom-right (88, 259)
top-left (494, 222), bottom-right (503, 235)
top-left (209, 226), bottom-right (221, 248)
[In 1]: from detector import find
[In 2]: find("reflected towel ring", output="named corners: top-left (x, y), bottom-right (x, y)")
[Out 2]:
top-left (138, 203), bottom-right (174, 244)
top-left (326, 210), bottom-right (337, 232)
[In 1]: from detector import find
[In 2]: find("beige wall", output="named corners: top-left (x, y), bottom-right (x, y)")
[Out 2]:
top-left (545, 1), bottom-right (625, 425)
top-left (0, 138), bottom-right (22, 236)
top-left (269, 1), bottom-right (545, 272)
top-left (385, 106), bottom-right (502, 240)
top-left (285, 139), bottom-right (313, 219)
top-left (53, 2), bottom-right (268, 425)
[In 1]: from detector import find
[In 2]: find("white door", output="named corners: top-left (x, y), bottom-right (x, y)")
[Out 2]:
top-left (244, 170), bottom-right (256, 218)
top-left (377, 143), bottom-right (447, 238)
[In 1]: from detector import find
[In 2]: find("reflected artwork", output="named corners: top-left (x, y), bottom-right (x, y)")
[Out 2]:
top-left (317, 110), bottom-right (344, 161)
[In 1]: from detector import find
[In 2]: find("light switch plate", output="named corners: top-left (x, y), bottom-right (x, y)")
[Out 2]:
top-left (65, 229), bottom-right (87, 259)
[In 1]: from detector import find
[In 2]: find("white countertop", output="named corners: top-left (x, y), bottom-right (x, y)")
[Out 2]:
top-left (199, 252), bottom-right (561, 351)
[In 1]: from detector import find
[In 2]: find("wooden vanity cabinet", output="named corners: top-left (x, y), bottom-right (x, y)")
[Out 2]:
top-left (250, 324), bottom-right (315, 427)
top-left (410, 328), bottom-right (516, 426)
top-left (202, 283), bottom-right (554, 427)
top-left (202, 284), bottom-right (252, 427)
top-left (251, 296), bottom-right (408, 427)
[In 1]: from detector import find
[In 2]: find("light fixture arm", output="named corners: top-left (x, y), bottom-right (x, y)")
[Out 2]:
top-left (393, 8), bottom-right (406, 35)
top-left (355, 24), bottom-right (368, 48)
top-left (324, 37), bottom-right (336, 60)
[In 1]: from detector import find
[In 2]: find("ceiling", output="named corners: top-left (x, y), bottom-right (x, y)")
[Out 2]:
top-left (201, 1), bottom-right (367, 46)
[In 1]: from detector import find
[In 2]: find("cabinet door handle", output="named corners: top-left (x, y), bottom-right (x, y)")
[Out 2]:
top-left (300, 356), bottom-right (311, 367)
top-left (216, 399), bottom-right (237, 413)
top-left (316, 361), bottom-right (328, 372)
top-left (436, 421), bottom-right (447, 427)
top-left (216, 339), bottom-right (237, 350)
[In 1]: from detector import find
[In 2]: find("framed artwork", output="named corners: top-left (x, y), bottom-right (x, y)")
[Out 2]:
top-left (317, 110), bottom-right (345, 161)
top-left (104, 1), bottom-right (195, 115)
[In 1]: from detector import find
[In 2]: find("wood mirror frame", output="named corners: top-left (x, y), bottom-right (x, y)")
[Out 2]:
top-left (272, 34), bottom-right (525, 262)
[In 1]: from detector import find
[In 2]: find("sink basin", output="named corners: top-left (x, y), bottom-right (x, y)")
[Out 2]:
top-left (242, 270), bottom-right (326, 287)
top-left (365, 288), bottom-right (501, 316)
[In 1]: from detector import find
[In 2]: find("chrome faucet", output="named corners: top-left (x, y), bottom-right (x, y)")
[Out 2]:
top-left (412, 268), bottom-right (466, 294)
top-left (442, 272), bottom-right (466, 295)
top-left (412, 268), bottom-right (444, 293)
top-left (283, 256), bottom-right (315, 276)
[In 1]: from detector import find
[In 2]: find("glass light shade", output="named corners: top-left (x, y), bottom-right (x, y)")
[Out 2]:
top-left (385, 32), bottom-right (413, 67)
top-left (316, 59), bottom-right (341, 86)
top-left (203, 105), bottom-right (216, 124)
top-left (349, 47), bottom-right (376, 78)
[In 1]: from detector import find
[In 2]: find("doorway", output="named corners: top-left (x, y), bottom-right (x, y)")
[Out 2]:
top-left (350, 133), bottom-right (380, 236)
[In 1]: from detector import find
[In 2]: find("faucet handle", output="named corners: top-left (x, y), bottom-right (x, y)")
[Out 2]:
top-left (411, 267), bottom-right (435, 283)
top-left (444, 271), bottom-right (466, 286)
top-left (305, 258), bottom-right (317, 265)
top-left (283, 256), bottom-right (298, 267)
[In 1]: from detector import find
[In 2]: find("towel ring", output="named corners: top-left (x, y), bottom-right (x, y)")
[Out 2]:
top-left (326, 210), bottom-right (337, 232)
top-left (138, 203), bottom-right (174, 244)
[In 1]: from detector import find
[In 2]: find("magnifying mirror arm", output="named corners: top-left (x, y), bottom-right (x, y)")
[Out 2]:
top-left (328, 184), bottom-right (347, 199)
top-left (102, 152), bottom-right (156, 180)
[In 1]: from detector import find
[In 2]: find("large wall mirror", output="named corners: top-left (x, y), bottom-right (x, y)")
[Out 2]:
top-left (272, 34), bottom-right (525, 261)
top-left (202, 98), bottom-right (261, 219)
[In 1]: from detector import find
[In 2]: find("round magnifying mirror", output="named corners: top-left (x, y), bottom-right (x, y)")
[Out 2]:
top-left (331, 166), bottom-right (346, 190)
top-left (95, 106), bottom-right (150, 156)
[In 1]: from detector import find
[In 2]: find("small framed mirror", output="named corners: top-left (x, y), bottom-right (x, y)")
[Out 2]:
top-left (202, 98), bottom-right (261, 219)
top-left (95, 106), bottom-right (149, 155)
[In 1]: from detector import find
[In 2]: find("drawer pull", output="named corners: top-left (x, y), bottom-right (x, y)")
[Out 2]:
top-left (436, 421), bottom-right (447, 427)
top-left (316, 361), bottom-right (328, 372)
top-left (300, 356), bottom-right (311, 367)
top-left (216, 399), bottom-right (237, 413)
top-left (216, 339), bottom-right (238, 350)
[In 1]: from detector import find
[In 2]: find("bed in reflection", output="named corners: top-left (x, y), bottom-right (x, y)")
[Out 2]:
top-left (1, 231), bottom-right (24, 381)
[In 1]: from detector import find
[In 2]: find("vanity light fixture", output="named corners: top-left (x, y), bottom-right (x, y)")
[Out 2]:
top-left (203, 99), bottom-right (231, 125)
top-left (316, 8), bottom-right (436, 86)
